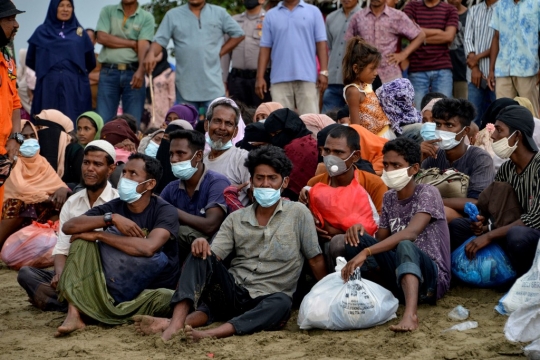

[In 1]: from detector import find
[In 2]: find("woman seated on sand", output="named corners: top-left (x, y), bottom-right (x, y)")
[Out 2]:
top-left (0, 121), bottom-right (71, 249)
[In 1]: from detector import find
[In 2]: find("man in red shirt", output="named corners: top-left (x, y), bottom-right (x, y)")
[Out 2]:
top-left (403, 0), bottom-right (458, 109)
top-left (0, 0), bottom-right (24, 218)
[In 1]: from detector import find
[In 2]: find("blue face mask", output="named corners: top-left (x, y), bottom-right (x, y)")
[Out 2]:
top-left (171, 152), bottom-right (199, 180)
top-left (118, 178), bottom-right (151, 204)
top-left (144, 140), bottom-right (159, 158)
top-left (19, 138), bottom-right (40, 158)
top-left (420, 122), bottom-right (437, 141)
top-left (205, 134), bottom-right (233, 151)
top-left (253, 181), bottom-right (284, 208)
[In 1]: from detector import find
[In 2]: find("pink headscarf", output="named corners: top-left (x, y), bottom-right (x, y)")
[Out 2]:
top-left (255, 102), bottom-right (284, 121)
top-left (300, 114), bottom-right (335, 139)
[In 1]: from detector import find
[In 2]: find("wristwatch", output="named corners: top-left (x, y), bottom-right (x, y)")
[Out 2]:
top-left (319, 70), bottom-right (329, 77)
top-left (104, 212), bottom-right (114, 227)
top-left (8, 132), bottom-right (24, 145)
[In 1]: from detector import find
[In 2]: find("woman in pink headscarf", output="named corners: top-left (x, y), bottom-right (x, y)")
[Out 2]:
top-left (254, 102), bottom-right (283, 122)
top-left (300, 113), bottom-right (335, 139)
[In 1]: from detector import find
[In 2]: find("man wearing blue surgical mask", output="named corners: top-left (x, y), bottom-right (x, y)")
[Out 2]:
top-left (135, 145), bottom-right (326, 342)
top-left (420, 98), bottom-right (495, 223)
top-left (56, 153), bottom-right (180, 336)
top-left (160, 129), bottom-right (229, 263)
top-left (203, 98), bottom-right (251, 205)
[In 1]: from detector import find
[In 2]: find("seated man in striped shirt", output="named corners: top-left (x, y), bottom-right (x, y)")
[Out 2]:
top-left (449, 105), bottom-right (540, 277)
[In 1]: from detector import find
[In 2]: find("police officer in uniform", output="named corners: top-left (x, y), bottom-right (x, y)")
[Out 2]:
top-left (221, 0), bottom-right (271, 107)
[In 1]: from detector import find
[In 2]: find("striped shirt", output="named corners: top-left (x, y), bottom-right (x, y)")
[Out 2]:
top-left (463, 1), bottom-right (498, 82)
top-left (403, 0), bottom-right (459, 73)
top-left (494, 152), bottom-right (540, 229)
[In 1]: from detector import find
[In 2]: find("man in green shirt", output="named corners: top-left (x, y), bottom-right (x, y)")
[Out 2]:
top-left (96, 0), bottom-right (155, 126)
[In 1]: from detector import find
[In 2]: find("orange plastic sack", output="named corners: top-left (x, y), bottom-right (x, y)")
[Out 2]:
top-left (1, 220), bottom-right (59, 270)
top-left (309, 180), bottom-right (378, 235)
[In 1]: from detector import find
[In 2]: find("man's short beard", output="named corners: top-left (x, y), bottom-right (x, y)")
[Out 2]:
top-left (82, 179), bottom-right (108, 192)
top-left (213, 139), bottom-right (225, 149)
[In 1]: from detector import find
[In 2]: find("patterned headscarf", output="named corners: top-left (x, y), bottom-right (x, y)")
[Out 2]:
top-left (375, 78), bottom-right (422, 134)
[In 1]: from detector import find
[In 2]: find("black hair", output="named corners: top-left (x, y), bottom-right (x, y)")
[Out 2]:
top-left (206, 99), bottom-right (241, 125)
top-left (420, 92), bottom-right (448, 110)
top-left (168, 129), bottom-right (205, 153)
top-left (327, 126), bottom-right (360, 151)
top-left (128, 153), bottom-right (163, 182)
top-left (144, 127), bottom-right (160, 135)
top-left (432, 98), bottom-right (476, 128)
top-left (337, 105), bottom-right (349, 120)
top-left (382, 137), bottom-right (421, 166)
top-left (112, 114), bottom-right (138, 133)
top-left (342, 36), bottom-right (382, 85)
top-left (244, 145), bottom-right (293, 178)
top-left (324, 109), bottom-right (339, 122)
top-left (84, 145), bottom-right (115, 166)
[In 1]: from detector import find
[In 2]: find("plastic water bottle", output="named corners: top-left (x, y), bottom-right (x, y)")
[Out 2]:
top-left (448, 305), bottom-right (470, 321)
top-left (442, 321), bottom-right (478, 333)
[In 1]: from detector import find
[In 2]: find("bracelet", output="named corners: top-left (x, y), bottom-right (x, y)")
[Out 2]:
top-left (366, 247), bottom-right (372, 257)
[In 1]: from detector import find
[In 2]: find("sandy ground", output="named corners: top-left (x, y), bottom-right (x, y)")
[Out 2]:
top-left (0, 262), bottom-right (527, 360)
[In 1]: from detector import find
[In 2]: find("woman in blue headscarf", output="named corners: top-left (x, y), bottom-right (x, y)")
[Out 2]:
top-left (26, 0), bottom-right (95, 125)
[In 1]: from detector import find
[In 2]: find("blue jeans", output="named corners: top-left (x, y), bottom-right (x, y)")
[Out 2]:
top-left (96, 67), bottom-right (146, 125)
top-left (409, 69), bottom-right (453, 109)
top-left (322, 84), bottom-right (346, 113)
top-left (467, 82), bottom-right (496, 126)
top-left (176, 91), bottom-right (216, 119)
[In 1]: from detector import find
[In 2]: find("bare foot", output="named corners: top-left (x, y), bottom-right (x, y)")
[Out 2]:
top-left (161, 322), bottom-right (184, 342)
top-left (133, 315), bottom-right (170, 336)
top-left (54, 315), bottom-right (85, 337)
top-left (389, 313), bottom-right (418, 333)
top-left (184, 325), bottom-right (210, 343)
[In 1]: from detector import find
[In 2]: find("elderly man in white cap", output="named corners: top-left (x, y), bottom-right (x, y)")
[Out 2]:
top-left (17, 140), bottom-right (118, 312)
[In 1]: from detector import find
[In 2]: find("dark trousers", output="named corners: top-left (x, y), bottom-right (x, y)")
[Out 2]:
top-left (227, 69), bottom-right (271, 108)
top-left (345, 235), bottom-right (438, 304)
top-left (449, 218), bottom-right (540, 276)
top-left (171, 254), bottom-right (292, 335)
top-left (17, 267), bottom-right (67, 312)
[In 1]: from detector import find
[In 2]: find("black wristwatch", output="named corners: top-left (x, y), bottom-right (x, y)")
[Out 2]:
top-left (104, 212), bottom-right (114, 227)
top-left (8, 132), bottom-right (24, 145)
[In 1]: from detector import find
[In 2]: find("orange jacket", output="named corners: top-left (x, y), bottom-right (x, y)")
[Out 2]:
top-left (0, 49), bottom-right (21, 155)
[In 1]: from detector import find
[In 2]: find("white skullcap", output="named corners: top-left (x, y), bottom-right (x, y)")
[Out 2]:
top-left (86, 140), bottom-right (117, 162)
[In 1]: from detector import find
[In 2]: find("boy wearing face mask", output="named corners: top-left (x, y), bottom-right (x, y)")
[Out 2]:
top-left (449, 105), bottom-right (540, 277)
top-left (341, 138), bottom-right (451, 333)
top-left (160, 130), bottom-right (230, 262)
top-left (136, 145), bottom-right (326, 342)
top-left (420, 98), bottom-right (495, 222)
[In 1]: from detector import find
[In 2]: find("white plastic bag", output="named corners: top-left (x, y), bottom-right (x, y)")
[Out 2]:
top-left (501, 239), bottom-right (540, 314)
top-left (298, 267), bottom-right (399, 330)
top-left (525, 338), bottom-right (540, 360)
top-left (504, 298), bottom-right (540, 343)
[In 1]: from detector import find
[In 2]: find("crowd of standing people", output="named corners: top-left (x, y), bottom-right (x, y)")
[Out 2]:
top-left (1, 0), bottom-right (540, 346)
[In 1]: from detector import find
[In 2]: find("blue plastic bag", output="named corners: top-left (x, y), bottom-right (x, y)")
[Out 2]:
top-left (451, 236), bottom-right (516, 288)
top-left (464, 202), bottom-right (479, 221)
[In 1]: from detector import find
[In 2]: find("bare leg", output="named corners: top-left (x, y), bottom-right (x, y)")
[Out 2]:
top-left (0, 218), bottom-right (24, 249)
top-left (55, 303), bottom-right (86, 337)
top-left (185, 323), bottom-right (236, 343)
top-left (134, 311), bottom-right (209, 336)
top-left (389, 274), bottom-right (419, 332)
top-left (161, 300), bottom-right (191, 341)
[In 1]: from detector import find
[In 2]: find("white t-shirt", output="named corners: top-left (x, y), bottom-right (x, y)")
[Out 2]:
top-left (204, 146), bottom-right (250, 206)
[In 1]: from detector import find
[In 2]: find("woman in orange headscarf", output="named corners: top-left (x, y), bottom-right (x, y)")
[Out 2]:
top-left (0, 121), bottom-right (70, 249)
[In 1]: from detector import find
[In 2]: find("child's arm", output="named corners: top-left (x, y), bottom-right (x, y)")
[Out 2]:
top-left (342, 212), bottom-right (432, 279)
top-left (345, 86), bottom-right (366, 125)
